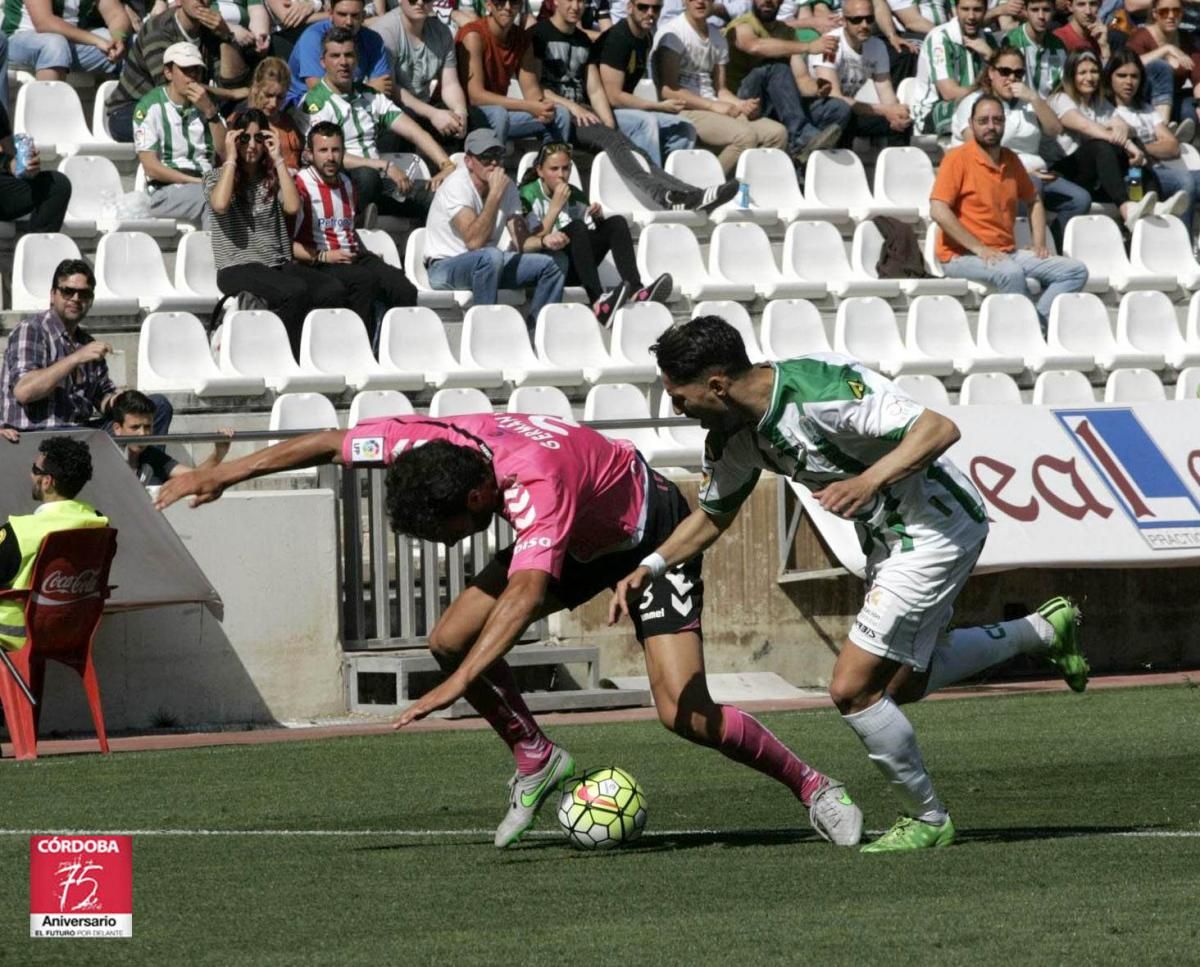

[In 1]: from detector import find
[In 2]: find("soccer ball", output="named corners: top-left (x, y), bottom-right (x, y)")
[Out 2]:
top-left (557, 767), bottom-right (647, 850)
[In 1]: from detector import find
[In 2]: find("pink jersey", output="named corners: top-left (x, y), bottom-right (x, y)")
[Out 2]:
top-left (341, 414), bottom-right (648, 579)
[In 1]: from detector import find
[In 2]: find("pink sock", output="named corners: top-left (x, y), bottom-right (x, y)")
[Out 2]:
top-left (469, 660), bottom-right (553, 775)
top-left (718, 705), bottom-right (826, 805)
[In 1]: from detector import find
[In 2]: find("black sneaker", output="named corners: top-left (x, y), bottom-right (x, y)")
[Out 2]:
top-left (632, 272), bottom-right (673, 305)
top-left (794, 122), bottom-right (844, 167)
top-left (697, 179), bottom-right (740, 213)
top-left (592, 281), bottom-right (632, 327)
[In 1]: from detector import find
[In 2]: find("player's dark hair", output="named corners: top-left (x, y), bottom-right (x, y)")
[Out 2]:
top-left (52, 258), bottom-right (95, 291)
top-left (651, 316), bottom-right (753, 385)
top-left (38, 436), bottom-right (93, 499)
top-left (384, 441), bottom-right (492, 540)
top-left (109, 389), bottom-right (157, 425)
top-left (321, 25), bottom-right (357, 52)
top-left (306, 120), bottom-right (345, 150)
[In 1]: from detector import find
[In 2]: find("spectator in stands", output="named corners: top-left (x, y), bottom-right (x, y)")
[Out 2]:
top-left (205, 109), bottom-right (345, 353)
top-left (4, 0), bottom-right (131, 84)
top-left (652, 0), bottom-right (788, 175)
top-left (594, 0), bottom-right (697, 167)
top-left (953, 45), bottom-right (1089, 248)
top-left (248, 56), bottom-right (304, 170)
top-left (724, 0), bottom-right (850, 163)
top-left (0, 103), bottom-right (72, 232)
top-left (537, 0), bottom-right (612, 38)
top-left (370, 0), bottom-right (470, 144)
top-left (287, 0), bottom-right (390, 103)
top-left (1126, 0), bottom-right (1200, 128)
top-left (264, 0), bottom-right (330, 62)
top-left (913, 0), bottom-right (995, 134)
top-left (0, 259), bottom-right (173, 432)
top-left (813, 0), bottom-right (912, 146)
top-left (300, 28), bottom-right (455, 218)
top-left (1005, 0), bottom-right (1067, 97)
top-left (109, 389), bottom-right (233, 485)
top-left (424, 128), bottom-right (565, 326)
top-left (932, 95), bottom-right (1089, 327)
top-left (217, 0), bottom-right (272, 89)
top-left (0, 31), bottom-right (9, 114)
top-left (292, 121), bottom-right (420, 340)
top-left (456, 0), bottom-right (572, 145)
top-left (518, 142), bottom-right (672, 324)
top-left (877, 0), bottom-right (951, 54)
top-left (1049, 48), bottom-right (1163, 229)
top-left (1054, 0), bottom-right (1114, 58)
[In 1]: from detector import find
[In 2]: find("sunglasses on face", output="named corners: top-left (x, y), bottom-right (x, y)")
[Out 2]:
top-left (56, 284), bottom-right (94, 300)
top-left (633, 1), bottom-right (663, 11)
top-left (994, 66), bottom-right (1026, 79)
top-left (491, 0), bottom-right (521, 8)
top-left (31, 463), bottom-right (51, 477)
top-left (846, 14), bottom-right (875, 23)
top-left (237, 132), bottom-right (269, 145)
top-left (472, 152), bottom-right (504, 165)
top-left (1156, 5), bottom-right (1183, 14)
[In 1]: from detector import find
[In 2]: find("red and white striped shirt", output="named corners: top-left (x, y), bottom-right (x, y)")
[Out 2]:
top-left (293, 166), bottom-right (361, 254)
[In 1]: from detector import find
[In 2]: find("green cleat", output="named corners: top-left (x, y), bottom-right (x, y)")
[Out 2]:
top-left (1038, 596), bottom-right (1088, 693)
top-left (861, 815), bottom-right (956, 853)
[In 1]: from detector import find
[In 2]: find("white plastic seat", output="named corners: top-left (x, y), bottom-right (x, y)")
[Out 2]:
top-left (1175, 365), bottom-right (1200, 399)
top-left (515, 150), bottom-right (583, 189)
top-left (301, 308), bottom-right (412, 391)
top-left (358, 229), bottom-right (403, 269)
top-left (58, 155), bottom-right (175, 237)
top-left (783, 221), bottom-right (897, 298)
top-left (220, 309), bottom-right (347, 394)
top-left (11, 233), bottom-right (84, 311)
top-left (655, 389), bottom-right (706, 464)
top-left (1116, 290), bottom-right (1198, 370)
top-left (834, 297), bottom-right (911, 375)
top-left (667, 148), bottom-right (774, 226)
top-left (91, 79), bottom-right (119, 142)
top-left (977, 293), bottom-right (1092, 373)
top-left (378, 306), bottom-right (503, 389)
top-left (1032, 369), bottom-right (1097, 404)
top-left (506, 385), bottom-right (576, 421)
top-left (1131, 215), bottom-right (1200, 291)
top-left (709, 222), bottom-right (820, 300)
top-left (906, 295), bottom-right (1022, 375)
top-left (405, 227), bottom-right (469, 309)
top-left (589, 151), bottom-right (704, 228)
top-left (691, 300), bottom-right (765, 361)
top-left (1063, 215), bottom-right (1177, 294)
top-left (1048, 292), bottom-right (1163, 371)
top-left (138, 312), bottom-right (266, 396)
top-left (270, 392), bottom-right (340, 431)
top-left (583, 383), bottom-right (688, 466)
top-left (14, 80), bottom-right (133, 159)
top-left (95, 231), bottom-right (205, 313)
top-left (737, 147), bottom-right (839, 223)
top-left (636, 223), bottom-right (754, 301)
top-left (609, 302), bottom-right (673, 370)
top-left (429, 386), bottom-right (493, 416)
top-left (872, 147), bottom-right (934, 220)
top-left (1104, 367), bottom-right (1166, 402)
top-left (1013, 217), bottom-right (1058, 256)
top-left (805, 149), bottom-right (916, 223)
top-left (892, 374), bottom-right (951, 410)
top-left (460, 304), bottom-right (584, 386)
top-left (958, 372), bottom-right (1023, 405)
top-left (348, 390), bottom-right (414, 426)
top-left (851, 221), bottom-right (970, 297)
top-left (534, 302), bottom-right (653, 384)
top-left (173, 231), bottom-right (223, 305)
top-left (760, 299), bottom-right (832, 359)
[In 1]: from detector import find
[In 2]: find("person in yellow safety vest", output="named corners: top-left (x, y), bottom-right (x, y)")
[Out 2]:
top-left (0, 436), bottom-right (108, 651)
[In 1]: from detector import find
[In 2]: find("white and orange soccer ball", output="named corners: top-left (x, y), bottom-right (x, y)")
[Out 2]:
top-left (557, 767), bottom-right (647, 850)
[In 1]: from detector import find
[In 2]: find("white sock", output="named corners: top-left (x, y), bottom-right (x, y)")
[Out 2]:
top-left (924, 615), bottom-right (1049, 694)
top-left (842, 696), bottom-right (946, 824)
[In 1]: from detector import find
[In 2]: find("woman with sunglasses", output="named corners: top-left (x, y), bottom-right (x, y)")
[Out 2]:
top-left (518, 143), bottom-right (672, 325)
top-left (1126, 0), bottom-right (1200, 132)
top-left (952, 45), bottom-right (1091, 247)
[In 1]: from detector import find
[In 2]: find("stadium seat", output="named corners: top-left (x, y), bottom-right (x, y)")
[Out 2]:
top-left (691, 300), bottom-right (765, 361)
top-left (958, 372), bottom-right (1023, 405)
top-left (589, 151), bottom-right (704, 228)
top-left (804, 149), bottom-right (917, 223)
top-left (138, 312), bottom-right (266, 397)
top-left (1116, 290), bottom-right (1199, 370)
top-left (1063, 215), bottom-right (1177, 294)
top-left (13, 80), bottom-right (133, 159)
top-left (460, 304), bottom-right (584, 386)
top-left (378, 306), bottom-right (503, 389)
top-left (12, 233), bottom-right (86, 311)
top-left (655, 390), bottom-right (706, 460)
top-left (358, 229), bottom-right (403, 269)
top-left (173, 231), bottom-right (224, 305)
top-left (348, 390), bottom-right (414, 426)
top-left (851, 221), bottom-right (970, 297)
top-left (506, 385), bottom-right (576, 421)
top-left (636, 223), bottom-right (753, 301)
top-left (58, 155), bottom-right (177, 238)
top-left (708, 222), bottom-right (821, 300)
top-left (735, 148), bottom-right (829, 223)
top-left (219, 310), bottom-right (347, 394)
top-left (783, 221), bottom-right (898, 298)
top-left (1175, 365), bottom-right (1200, 399)
top-left (515, 149), bottom-right (583, 189)
top-left (977, 293), bottom-right (1092, 373)
top-left (1031, 369), bottom-right (1097, 405)
top-left (892, 374), bottom-right (951, 410)
top-left (609, 302), bottom-right (673, 371)
top-left (1048, 292), bottom-right (1164, 371)
top-left (906, 295), bottom-right (1021, 375)
top-left (301, 308), bottom-right (410, 392)
top-left (428, 386), bottom-right (493, 416)
top-left (270, 392), bottom-right (340, 431)
top-left (1104, 368), bottom-right (1166, 402)
top-left (534, 302), bottom-right (654, 384)
top-left (404, 228), bottom-right (469, 309)
top-left (666, 148), bottom-right (773, 226)
top-left (584, 383), bottom-right (691, 467)
top-left (91, 79), bottom-right (120, 143)
top-left (760, 299), bottom-right (832, 358)
top-left (95, 231), bottom-right (211, 313)
top-left (1129, 215), bottom-right (1200, 292)
top-left (1012, 216), bottom-right (1057, 256)
top-left (632, 77), bottom-right (657, 101)
top-left (872, 147), bottom-right (935, 220)
top-left (834, 297), bottom-right (912, 375)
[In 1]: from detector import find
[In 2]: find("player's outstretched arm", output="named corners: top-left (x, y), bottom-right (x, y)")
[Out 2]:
top-left (608, 506), bottom-right (736, 625)
top-left (155, 429), bottom-right (349, 511)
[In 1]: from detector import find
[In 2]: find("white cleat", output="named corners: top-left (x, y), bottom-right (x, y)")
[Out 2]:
top-left (494, 745), bottom-right (576, 848)
top-left (808, 778), bottom-right (864, 846)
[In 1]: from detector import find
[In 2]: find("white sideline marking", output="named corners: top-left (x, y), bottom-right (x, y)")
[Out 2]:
top-left (0, 828), bottom-right (1197, 839)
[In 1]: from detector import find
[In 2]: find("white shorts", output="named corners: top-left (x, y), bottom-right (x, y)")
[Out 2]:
top-left (848, 538), bottom-right (986, 672)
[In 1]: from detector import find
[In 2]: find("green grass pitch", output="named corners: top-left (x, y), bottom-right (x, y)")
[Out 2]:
top-left (2, 685), bottom-right (1198, 966)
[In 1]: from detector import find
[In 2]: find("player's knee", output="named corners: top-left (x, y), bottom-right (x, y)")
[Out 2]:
top-left (828, 674), bottom-right (869, 715)
top-left (426, 625), bottom-right (466, 660)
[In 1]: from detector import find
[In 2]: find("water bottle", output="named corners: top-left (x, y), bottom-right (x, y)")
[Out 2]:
top-left (737, 181), bottom-right (750, 209)
top-left (1126, 166), bottom-right (1144, 203)
top-left (13, 133), bottom-right (34, 178)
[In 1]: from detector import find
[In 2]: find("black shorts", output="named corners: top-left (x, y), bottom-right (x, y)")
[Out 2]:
top-left (492, 469), bottom-right (704, 642)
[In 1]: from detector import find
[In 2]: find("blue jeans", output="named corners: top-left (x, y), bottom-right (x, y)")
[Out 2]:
top-left (8, 28), bottom-right (118, 74)
top-left (0, 32), bottom-right (8, 114)
top-left (613, 108), bottom-right (695, 167)
top-left (1153, 162), bottom-right (1200, 232)
top-left (1037, 174), bottom-right (1092, 249)
top-left (942, 250), bottom-right (1089, 328)
top-left (427, 247), bottom-right (565, 325)
top-left (737, 62), bottom-right (853, 155)
top-left (470, 104), bottom-right (571, 145)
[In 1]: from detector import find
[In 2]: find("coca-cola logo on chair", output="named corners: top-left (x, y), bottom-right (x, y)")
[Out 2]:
top-left (40, 568), bottom-right (102, 598)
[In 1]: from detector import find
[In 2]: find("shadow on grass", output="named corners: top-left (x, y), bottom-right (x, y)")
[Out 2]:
top-left (955, 824), bottom-right (1161, 845)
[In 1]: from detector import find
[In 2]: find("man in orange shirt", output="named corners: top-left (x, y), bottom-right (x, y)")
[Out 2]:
top-left (930, 94), bottom-right (1088, 330)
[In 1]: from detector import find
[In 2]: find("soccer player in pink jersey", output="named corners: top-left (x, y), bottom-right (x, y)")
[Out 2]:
top-left (157, 412), bottom-right (864, 847)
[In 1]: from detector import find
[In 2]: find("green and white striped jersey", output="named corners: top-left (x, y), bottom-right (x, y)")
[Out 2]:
top-left (132, 86), bottom-right (216, 182)
top-left (2, 0), bottom-right (103, 35)
top-left (913, 20), bottom-right (996, 130)
top-left (699, 355), bottom-right (987, 555)
top-left (1003, 24), bottom-right (1066, 99)
top-left (299, 79), bottom-right (402, 159)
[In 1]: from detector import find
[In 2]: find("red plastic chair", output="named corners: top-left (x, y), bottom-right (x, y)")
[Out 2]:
top-left (0, 526), bottom-right (118, 760)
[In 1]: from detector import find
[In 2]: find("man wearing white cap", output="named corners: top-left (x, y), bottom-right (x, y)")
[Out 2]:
top-left (133, 40), bottom-right (228, 222)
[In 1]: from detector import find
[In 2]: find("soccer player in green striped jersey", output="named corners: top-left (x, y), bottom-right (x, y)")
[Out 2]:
top-left (611, 316), bottom-right (1089, 852)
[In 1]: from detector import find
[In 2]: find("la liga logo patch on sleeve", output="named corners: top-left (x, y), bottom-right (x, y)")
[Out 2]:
top-left (30, 835), bottom-right (133, 938)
